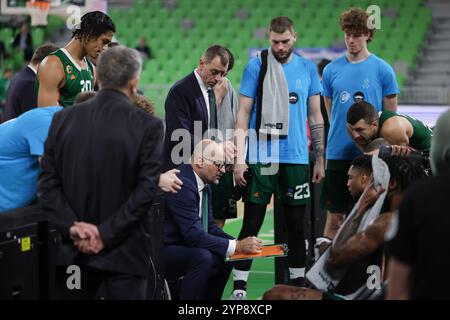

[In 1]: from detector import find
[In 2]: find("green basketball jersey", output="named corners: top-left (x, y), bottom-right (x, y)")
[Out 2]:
top-left (379, 110), bottom-right (433, 152)
top-left (38, 48), bottom-right (95, 107)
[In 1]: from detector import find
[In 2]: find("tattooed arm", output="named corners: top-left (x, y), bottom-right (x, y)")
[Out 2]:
top-left (307, 94), bottom-right (325, 183)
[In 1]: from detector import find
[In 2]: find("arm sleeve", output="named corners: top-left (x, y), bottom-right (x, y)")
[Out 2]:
top-left (24, 112), bottom-right (54, 156)
top-left (308, 61), bottom-right (323, 97)
top-left (165, 87), bottom-right (199, 152)
top-left (17, 79), bottom-right (38, 114)
top-left (38, 113), bottom-right (78, 239)
top-left (381, 63), bottom-right (400, 96)
top-left (322, 65), bottom-right (333, 98)
top-left (207, 187), bottom-right (234, 240)
top-left (239, 59), bottom-right (260, 99)
top-left (98, 119), bottom-right (164, 249)
top-left (165, 186), bottom-right (230, 257)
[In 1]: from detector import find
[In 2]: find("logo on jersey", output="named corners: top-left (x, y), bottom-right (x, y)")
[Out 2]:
top-left (340, 91), bottom-right (350, 104)
top-left (66, 65), bottom-right (73, 74)
top-left (363, 78), bottom-right (370, 89)
top-left (265, 123), bottom-right (283, 130)
top-left (289, 92), bottom-right (299, 104)
top-left (353, 91), bottom-right (365, 102)
top-left (286, 187), bottom-right (294, 198)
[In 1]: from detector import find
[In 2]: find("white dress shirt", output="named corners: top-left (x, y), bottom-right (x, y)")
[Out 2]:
top-left (194, 69), bottom-right (212, 129)
top-left (193, 170), bottom-right (236, 257)
top-left (28, 64), bottom-right (37, 75)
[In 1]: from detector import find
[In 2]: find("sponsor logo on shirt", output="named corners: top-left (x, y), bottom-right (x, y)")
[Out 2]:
top-left (340, 91), bottom-right (350, 103)
top-left (264, 123), bottom-right (283, 129)
top-left (289, 92), bottom-right (299, 104)
top-left (286, 187), bottom-right (294, 198)
top-left (353, 91), bottom-right (365, 102)
top-left (66, 65), bottom-right (72, 74)
top-left (363, 78), bottom-right (370, 89)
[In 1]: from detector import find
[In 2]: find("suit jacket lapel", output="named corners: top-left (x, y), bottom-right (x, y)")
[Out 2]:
top-left (189, 72), bottom-right (208, 132)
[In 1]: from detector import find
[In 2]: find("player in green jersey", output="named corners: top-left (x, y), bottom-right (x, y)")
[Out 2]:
top-left (346, 101), bottom-right (433, 154)
top-left (37, 11), bottom-right (115, 107)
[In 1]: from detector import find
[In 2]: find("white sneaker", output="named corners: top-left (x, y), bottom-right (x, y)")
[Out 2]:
top-left (231, 289), bottom-right (247, 300)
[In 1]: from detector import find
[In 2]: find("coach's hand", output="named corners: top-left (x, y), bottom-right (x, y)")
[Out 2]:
top-left (159, 169), bottom-right (183, 193)
top-left (236, 236), bottom-right (262, 254)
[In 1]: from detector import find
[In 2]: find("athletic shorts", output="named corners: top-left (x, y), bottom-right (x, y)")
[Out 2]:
top-left (243, 163), bottom-right (310, 206)
top-left (212, 171), bottom-right (237, 219)
top-left (319, 160), bottom-right (353, 213)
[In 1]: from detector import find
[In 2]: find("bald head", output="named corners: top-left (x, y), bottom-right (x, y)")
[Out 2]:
top-left (192, 139), bottom-right (224, 163)
top-left (191, 139), bottom-right (225, 184)
top-left (431, 109), bottom-right (450, 175)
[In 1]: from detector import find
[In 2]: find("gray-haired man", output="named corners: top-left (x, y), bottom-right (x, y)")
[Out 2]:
top-left (39, 46), bottom-right (164, 299)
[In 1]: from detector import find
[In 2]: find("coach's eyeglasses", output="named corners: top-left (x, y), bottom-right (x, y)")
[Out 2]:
top-left (203, 157), bottom-right (226, 170)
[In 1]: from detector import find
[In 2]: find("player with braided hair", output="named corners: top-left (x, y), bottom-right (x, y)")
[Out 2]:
top-left (37, 11), bottom-right (115, 107)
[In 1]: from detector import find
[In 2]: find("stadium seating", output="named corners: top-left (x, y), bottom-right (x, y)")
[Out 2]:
top-left (105, 0), bottom-right (432, 115)
top-left (0, 0), bottom-right (432, 116)
top-left (0, 15), bottom-right (65, 71)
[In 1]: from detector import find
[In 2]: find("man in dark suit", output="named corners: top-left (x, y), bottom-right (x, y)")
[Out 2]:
top-left (164, 139), bottom-right (263, 300)
top-left (38, 46), bottom-right (163, 300)
top-left (13, 23), bottom-right (33, 62)
top-left (2, 43), bottom-right (58, 122)
top-left (163, 45), bottom-right (235, 170)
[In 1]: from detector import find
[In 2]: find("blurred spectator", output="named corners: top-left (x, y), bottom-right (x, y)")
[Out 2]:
top-left (2, 43), bottom-right (58, 122)
top-left (136, 37), bottom-right (153, 60)
top-left (0, 40), bottom-right (6, 61)
top-left (180, 18), bottom-right (194, 32)
top-left (162, 0), bottom-right (177, 11)
top-left (13, 23), bottom-right (33, 62)
top-left (0, 68), bottom-right (14, 120)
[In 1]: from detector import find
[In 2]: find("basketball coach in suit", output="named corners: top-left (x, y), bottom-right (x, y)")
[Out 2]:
top-left (2, 43), bottom-right (57, 122)
top-left (163, 139), bottom-right (262, 300)
top-left (38, 46), bottom-right (163, 299)
top-left (163, 45), bottom-right (233, 170)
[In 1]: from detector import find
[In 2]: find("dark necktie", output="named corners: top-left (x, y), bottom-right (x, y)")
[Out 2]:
top-left (208, 88), bottom-right (217, 130)
top-left (201, 188), bottom-right (208, 232)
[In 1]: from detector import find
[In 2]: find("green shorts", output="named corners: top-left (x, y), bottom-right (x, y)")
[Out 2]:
top-left (243, 163), bottom-right (311, 206)
top-left (212, 171), bottom-right (237, 220)
top-left (319, 160), bottom-right (353, 213)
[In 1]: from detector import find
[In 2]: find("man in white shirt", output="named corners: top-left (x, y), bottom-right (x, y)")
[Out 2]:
top-left (163, 139), bottom-right (262, 300)
top-left (162, 45), bottom-right (235, 171)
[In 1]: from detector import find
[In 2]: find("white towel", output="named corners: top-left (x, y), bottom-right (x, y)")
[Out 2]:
top-left (257, 49), bottom-right (290, 136)
top-left (306, 155), bottom-right (390, 293)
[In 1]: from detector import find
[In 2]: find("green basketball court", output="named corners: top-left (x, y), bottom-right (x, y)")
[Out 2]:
top-left (221, 209), bottom-right (276, 300)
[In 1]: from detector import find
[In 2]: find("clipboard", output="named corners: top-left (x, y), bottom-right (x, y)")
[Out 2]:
top-left (225, 244), bottom-right (288, 262)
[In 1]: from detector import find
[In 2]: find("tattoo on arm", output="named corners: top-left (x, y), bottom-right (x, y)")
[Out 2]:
top-left (310, 123), bottom-right (324, 161)
top-left (328, 214), bottom-right (391, 268)
top-left (333, 213), bottom-right (364, 248)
